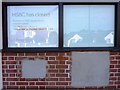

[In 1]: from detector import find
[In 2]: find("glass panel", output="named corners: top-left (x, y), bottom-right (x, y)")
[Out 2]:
top-left (7, 5), bottom-right (59, 47)
top-left (64, 5), bottom-right (115, 47)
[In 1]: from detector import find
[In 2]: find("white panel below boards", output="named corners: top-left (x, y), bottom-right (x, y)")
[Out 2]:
top-left (71, 52), bottom-right (110, 87)
top-left (22, 58), bottom-right (47, 78)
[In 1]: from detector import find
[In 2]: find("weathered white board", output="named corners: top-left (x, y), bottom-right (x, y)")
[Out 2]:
top-left (71, 52), bottom-right (110, 87)
top-left (22, 58), bottom-right (47, 78)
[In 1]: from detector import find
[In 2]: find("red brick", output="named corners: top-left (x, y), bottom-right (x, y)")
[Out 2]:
top-left (118, 52), bottom-right (120, 55)
top-left (47, 78), bottom-right (58, 81)
top-left (48, 61), bottom-right (58, 64)
top-left (59, 61), bottom-right (65, 64)
top-left (110, 52), bottom-right (119, 55)
top-left (36, 82), bottom-right (48, 85)
top-left (2, 61), bottom-right (6, 64)
top-left (19, 78), bottom-right (25, 81)
top-left (59, 70), bottom-right (65, 73)
top-left (2, 57), bottom-right (7, 60)
top-left (3, 82), bottom-right (9, 85)
top-left (49, 74), bottom-right (55, 77)
top-left (46, 86), bottom-right (58, 89)
top-left (110, 65), bottom-right (114, 68)
top-left (111, 61), bottom-right (117, 64)
top-left (39, 53), bottom-right (46, 56)
top-left (49, 57), bottom-right (56, 60)
top-left (15, 57), bottom-right (25, 60)
top-left (19, 86), bottom-right (25, 89)
top-left (6, 61), bottom-right (16, 64)
top-left (2, 70), bottom-right (5, 73)
top-left (118, 61), bottom-right (120, 64)
top-left (109, 81), bottom-right (114, 85)
top-left (45, 57), bottom-right (48, 60)
top-left (10, 82), bottom-right (15, 85)
top-left (46, 53), bottom-right (58, 56)
top-left (6, 70), bottom-right (17, 73)
top-left (56, 56), bottom-right (69, 60)
top-left (4, 53), bottom-right (17, 56)
top-left (3, 86), bottom-right (6, 89)
top-left (26, 86), bottom-right (38, 89)
top-left (115, 73), bottom-right (120, 76)
top-left (17, 53), bottom-right (25, 56)
top-left (110, 73), bottom-right (114, 76)
top-left (110, 69), bottom-right (117, 72)
top-left (115, 65), bottom-right (120, 68)
top-left (49, 65), bottom-right (55, 68)
top-left (29, 82), bottom-right (35, 85)
top-left (9, 65), bottom-right (15, 69)
top-left (7, 78), bottom-right (18, 81)
top-left (59, 78), bottom-right (65, 81)
top-left (56, 74), bottom-right (68, 77)
top-left (8, 57), bottom-right (14, 60)
top-left (115, 81), bottom-right (120, 84)
top-left (7, 86), bottom-right (18, 89)
top-left (10, 74), bottom-right (16, 77)
top-left (118, 85), bottom-right (120, 89)
top-left (3, 52), bottom-right (120, 89)
top-left (56, 65), bottom-right (68, 69)
top-left (110, 57), bottom-right (115, 60)
top-left (25, 53), bottom-right (37, 56)
top-left (66, 78), bottom-right (71, 81)
top-left (25, 78), bottom-right (38, 81)
top-left (2, 65), bottom-right (8, 69)
top-left (48, 69), bottom-right (58, 73)
top-left (59, 52), bottom-right (66, 56)
top-left (116, 56), bottom-right (120, 59)
top-left (105, 86), bottom-right (116, 89)
top-left (39, 86), bottom-right (45, 89)
top-left (3, 78), bottom-right (6, 81)
top-left (118, 77), bottom-right (120, 80)
top-left (110, 77), bottom-right (117, 80)
top-left (17, 82), bottom-right (28, 85)
top-left (2, 53), bottom-right (5, 56)
top-left (49, 82), bottom-right (56, 85)
top-left (56, 82), bottom-right (68, 85)
top-left (3, 74), bottom-right (8, 77)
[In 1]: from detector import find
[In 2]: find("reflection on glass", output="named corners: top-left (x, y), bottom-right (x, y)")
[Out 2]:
top-left (64, 5), bottom-right (115, 47)
top-left (7, 5), bottom-right (58, 47)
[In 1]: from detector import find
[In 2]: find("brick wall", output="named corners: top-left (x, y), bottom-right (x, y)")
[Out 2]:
top-left (2, 51), bottom-right (120, 89)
